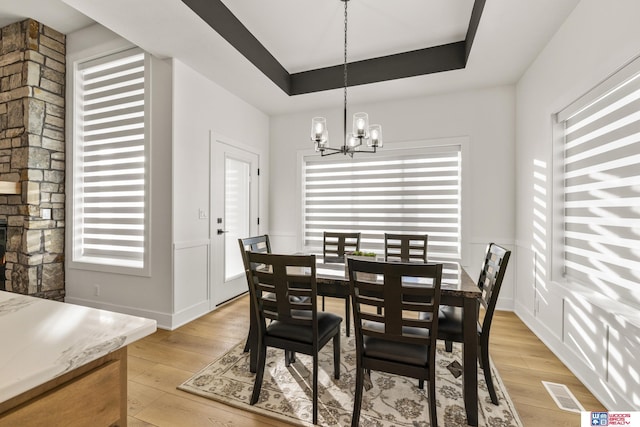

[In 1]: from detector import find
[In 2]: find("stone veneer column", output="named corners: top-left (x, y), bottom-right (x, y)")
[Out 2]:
top-left (0, 19), bottom-right (65, 300)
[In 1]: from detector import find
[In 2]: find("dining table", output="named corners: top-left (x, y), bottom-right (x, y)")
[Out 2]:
top-left (245, 256), bottom-right (482, 427)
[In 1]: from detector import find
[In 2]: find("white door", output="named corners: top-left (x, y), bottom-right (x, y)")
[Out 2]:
top-left (211, 135), bottom-right (259, 307)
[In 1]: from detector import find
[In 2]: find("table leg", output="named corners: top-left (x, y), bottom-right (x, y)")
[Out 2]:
top-left (462, 296), bottom-right (479, 426)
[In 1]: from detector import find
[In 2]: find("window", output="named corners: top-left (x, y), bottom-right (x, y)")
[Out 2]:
top-left (71, 48), bottom-right (149, 272)
top-left (556, 55), bottom-right (640, 309)
top-left (302, 144), bottom-right (462, 260)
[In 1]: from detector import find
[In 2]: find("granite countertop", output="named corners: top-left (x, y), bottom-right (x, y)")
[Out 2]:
top-left (0, 291), bottom-right (157, 403)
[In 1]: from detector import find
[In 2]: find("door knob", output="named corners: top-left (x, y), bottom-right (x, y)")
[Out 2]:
top-left (217, 229), bottom-right (228, 235)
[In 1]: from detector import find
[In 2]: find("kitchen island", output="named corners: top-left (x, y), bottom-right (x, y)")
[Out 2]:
top-left (0, 291), bottom-right (157, 426)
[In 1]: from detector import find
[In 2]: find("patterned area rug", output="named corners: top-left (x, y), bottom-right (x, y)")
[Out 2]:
top-left (178, 333), bottom-right (522, 427)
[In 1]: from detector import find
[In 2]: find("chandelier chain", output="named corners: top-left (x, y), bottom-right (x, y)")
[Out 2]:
top-left (343, 0), bottom-right (348, 145)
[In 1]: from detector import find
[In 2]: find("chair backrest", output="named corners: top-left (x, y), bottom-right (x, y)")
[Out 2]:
top-left (238, 235), bottom-right (271, 271)
top-left (347, 258), bottom-right (442, 350)
top-left (478, 243), bottom-right (511, 334)
top-left (384, 233), bottom-right (428, 263)
top-left (323, 232), bottom-right (361, 263)
top-left (246, 252), bottom-right (318, 333)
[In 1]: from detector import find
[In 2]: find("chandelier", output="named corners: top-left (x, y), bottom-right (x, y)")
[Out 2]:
top-left (310, 0), bottom-right (383, 157)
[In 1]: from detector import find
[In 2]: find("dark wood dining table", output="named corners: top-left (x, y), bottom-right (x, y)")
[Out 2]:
top-left (246, 257), bottom-right (482, 426)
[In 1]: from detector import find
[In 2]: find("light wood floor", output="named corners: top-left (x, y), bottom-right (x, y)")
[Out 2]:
top-left (126, 296), bottom-right (604, 426)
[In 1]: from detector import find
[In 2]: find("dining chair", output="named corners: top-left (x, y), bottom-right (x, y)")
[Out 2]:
top-left (239, 235), bottom-right (316, 364)
top-left (347, 258), bottom-right (442, 427)
top-left (323, 231), bottom-right (361, 263)
top-left (246, 252), bottom-right (342, 425)
top-left (239, 235), bottom-right (273, 353)
top-left (432, 242), bottom-right (511, 405)
top-left (384, 233), bottom-right (428, 262)
top-left (321, 231), bottom-right (361, 326)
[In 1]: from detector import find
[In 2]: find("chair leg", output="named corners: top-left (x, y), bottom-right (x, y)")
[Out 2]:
top-left (418, 379), bottom-right (424, 389)
top-left (445, 340), bottom-right (453, 352)
top-left (345, 297), bottom-right (350, 337)
top-left (333, 332), bottom-right (341, 379)
top-left (429, 375), bottom-right (438, 427)
top-left (243, 332), bottom-right (251, 353)
top-left (250, 344), bottom-right (267, 405)
top-left (284, 350), bottom-right (296, 366)
top-left (480, 341), bottom-right (498, 404)
top-left (352, 361), bottom-right (364, 427)
top-left (313, 354), bottom-right (319, 425)
top-left (322, 295), bottom-right (325, 311)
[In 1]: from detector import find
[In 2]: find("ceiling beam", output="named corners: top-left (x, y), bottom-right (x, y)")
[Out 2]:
top-left (181, 0), bottom-right (290, 94)
top-left (290, 42), bottom-right (466, 95)
top-left (181, 0), bottom-right (484, 96)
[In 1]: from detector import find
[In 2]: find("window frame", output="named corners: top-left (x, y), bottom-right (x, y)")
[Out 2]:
top-left (551, 54), bottom-right (640, 298)
top-left (68, 46), bottom-right (151, 277)
top-left (296, 137), bottom-right (470, 262)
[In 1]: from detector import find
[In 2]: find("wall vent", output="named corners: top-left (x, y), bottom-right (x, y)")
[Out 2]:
top-left (542, 381), bottom-right (585, 413)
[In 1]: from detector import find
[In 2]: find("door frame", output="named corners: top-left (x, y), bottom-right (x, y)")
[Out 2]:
top-left (209, 132), bottom-right (260, 309)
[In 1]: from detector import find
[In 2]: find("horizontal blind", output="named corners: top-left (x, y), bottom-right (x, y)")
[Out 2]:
top-left (76, 48), bottom-right (146, 268)
top-left (561, 64), bottom-right (640, 308)
top-left (303, 146), bottom-right (461, 260)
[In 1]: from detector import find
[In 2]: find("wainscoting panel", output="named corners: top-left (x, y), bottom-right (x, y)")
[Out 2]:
top-left (173, 240), bottom-right (210, 319)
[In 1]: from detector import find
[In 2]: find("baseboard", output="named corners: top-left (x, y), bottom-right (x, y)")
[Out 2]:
top-left (65, 297), bottom-right (173, 328)
top-left (169, 300), bottom-right (211, 330)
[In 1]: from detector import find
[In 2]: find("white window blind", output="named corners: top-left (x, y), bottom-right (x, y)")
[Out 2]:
top-left (73, 48), bottom-right (147, 269)
top-left (303, 146), bottom-right (461, 260)
top-left (558, 57), bottom-right (640, 309)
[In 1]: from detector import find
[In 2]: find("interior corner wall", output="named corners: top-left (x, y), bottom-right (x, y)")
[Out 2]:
top-left (64, 24), bottom-right (174, 327)
top-left (515, 0), bottom-right (640, 410)
top-left (269, 85), bottom-right (517, 309)
top-left (171, 59), bottom-right (270, 327)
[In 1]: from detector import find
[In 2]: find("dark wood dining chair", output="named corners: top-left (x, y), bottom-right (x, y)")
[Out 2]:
top-left (432, 242), bottom-right (511, 405)
top-left (239, 235), bottom-right (273, 353)
top-left (246, 252), bottom-right (342, 425)
top-left (321, 231), bottom-right (361, 330)
top-left (347, 258), bottom-right (442, 427)
top-left (323, 231), bottom-right (361, 263)
top-left (384, 233), bottom-right (428, 262)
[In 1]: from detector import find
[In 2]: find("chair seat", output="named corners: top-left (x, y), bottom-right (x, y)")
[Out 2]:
top-left (420, 306), bottom-right (481, 339)
top-left (266, 312), bottom-right (342, 344)
top-left (361, 321), bottom-right (431, 366)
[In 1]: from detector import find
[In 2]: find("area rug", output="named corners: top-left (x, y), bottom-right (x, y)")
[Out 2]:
top-left (178, 332), bottom-right (522, 427)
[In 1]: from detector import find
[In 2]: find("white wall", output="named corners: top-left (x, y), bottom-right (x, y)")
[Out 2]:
top-left (171, 59), bottom-right (270, 327)
top-left (270, 86), bottom-right (517, 308)
top-left (515, 0), bottom-right (640, 410)
top-left (65, 25), bottom-right (174, 324)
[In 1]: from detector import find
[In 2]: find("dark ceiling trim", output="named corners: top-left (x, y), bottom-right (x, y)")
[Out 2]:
top-left (181, 0), bottom-right (483, 96)
top-left (464, 0), bottom-right (486, 62)
top-left (290, 42), bottom-right (466, 95)
top-left (181, 0), bottom-right (290, 93)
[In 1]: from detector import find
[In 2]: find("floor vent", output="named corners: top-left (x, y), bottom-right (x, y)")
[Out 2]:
top-left (542, 381), bottom-right (585, 413)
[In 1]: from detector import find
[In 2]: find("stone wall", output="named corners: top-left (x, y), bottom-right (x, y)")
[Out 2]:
top-left (0, 19), bottom-right (65, 300)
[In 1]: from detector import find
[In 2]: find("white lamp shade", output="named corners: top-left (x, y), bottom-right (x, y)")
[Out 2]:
top-left (368, 124), bottom-right (382, 148)
top-left (352, 112), bottom-right (369, 138)
top-left (311, 117), bottom-right (328, 143)
top-left (346, 132), bottom-right (359, 148)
